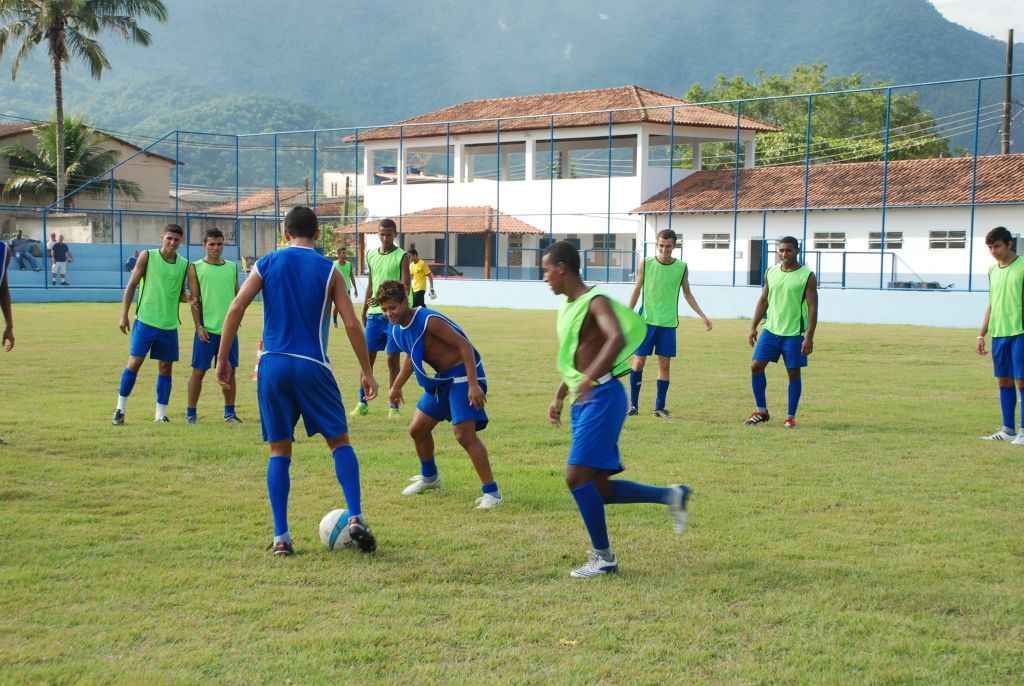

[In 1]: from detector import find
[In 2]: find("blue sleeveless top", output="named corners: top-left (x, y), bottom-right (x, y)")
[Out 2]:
top-left (254, 246), bottom-right (336, 367)
top-left (389, 307), bottom-right (484, 391)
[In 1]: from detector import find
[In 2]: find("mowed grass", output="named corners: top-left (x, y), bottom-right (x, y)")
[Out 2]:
top-left (1, 302), bottom-right (1022, 685)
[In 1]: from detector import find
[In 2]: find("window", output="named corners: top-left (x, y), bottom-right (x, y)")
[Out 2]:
top-left (330, 182), bottom-right (339, 197)
top-left (702, 233), bottom-right (730, 250)
top-left (370, 149), bottom-right (398, 185)
top-left (508, 234), bottom-right (523, 267)
top-left (929, 230), bottom-right (966, 249)
top-left (535, 136), bottom-right (637, 180)
top-left (465, 142), bottom-right (525, 182)
top-left (647, 135), bottom-right (695, 170)
top-left (868, 232), bottom-right (902, 249)
top-left (592, 234), bottom-right (617, 250)
top-left (813, 232), bottom-right (846, 250)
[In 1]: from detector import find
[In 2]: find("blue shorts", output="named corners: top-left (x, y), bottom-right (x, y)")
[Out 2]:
top-left (635, 324), bottom-right (677, 357)
top-left (753, 329), bottom-right (808, 368)
top-left (416, 364), bottom-right (489, 431)
top-left (568, 379), bottom-right (626, 474)
top-left (191, 332), bottom-right (239, 371)
top-left (365, 314), bottom-right (400, 354)
top-left (256, 354), bottom-right (347, 443)
top-left (992, 334), bottom-right (1024, 379)
top-left (129, 319), bottom-right (179, 362)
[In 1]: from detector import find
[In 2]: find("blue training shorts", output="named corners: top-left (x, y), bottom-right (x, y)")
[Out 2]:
top-left (129, 319), bottom-right (179, 362)
top-left (568, 379), bottom-right (626, 474)
top-left (256, 353), bottom-right (347, 443)
top-left (635, 324), bottom-right (677, 357)
top-left (753, 328), bottom-right (808, 369)
top-left (416, 364), bottom-right (489, 431)
top-left (191, 332), bottom-right (239, 371)
top-left (365, 314), bottom-right (400, 354)
top-left (992, 334), bottom-right (1024, 379)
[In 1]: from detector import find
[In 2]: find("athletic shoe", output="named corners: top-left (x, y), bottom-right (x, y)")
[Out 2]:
top-left (185, 415), bottom-right (197, 425)
top-left (783, 417), bottom-right (796, 429)
top-left (153, 416), bottom-right (170, 423)
top-left (402, 474), bottom-right (442, 495)
top-left (474, 493), bottom-right (504, 509)
top-left (224, 414), bottom-right (243, 424)
top-left (626, 406), bottom-right (638, 417)
top-left (982, 429), bottom-right (1015, 441)
top-left (570, 551), bottom-right (618, 578)
top-left (1012, 431), bottom-right (1024, 445)
top-left (347, 517), bottom-right (377, 553)
top-left (111, 409), bottom-right (125, 426)
top-left (349, 402), bottom-right (369, 417)
top-left (653, 408), bottom-right (672, 419)
top-left (668, 484), bottom-right (691, 535)
top-left (266, 540), bottom-right (294, 556)
top-left (744, 411), bottom-right (770, 425)
top-left (388, 406), bottom-right (401, 418)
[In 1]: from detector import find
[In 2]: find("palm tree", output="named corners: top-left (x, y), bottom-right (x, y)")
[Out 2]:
top-left (1, 115), bottom-right (141, 207)
top-left (0, 0), bottom-right (168, 208)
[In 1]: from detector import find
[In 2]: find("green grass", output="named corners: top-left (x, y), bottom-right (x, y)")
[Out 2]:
top-left (1, 303), bottom-right (1022, 684)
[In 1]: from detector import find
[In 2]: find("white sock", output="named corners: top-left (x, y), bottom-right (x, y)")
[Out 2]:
top-left (117, 396), bottom-right (128, 412)
top-left (155, 403), bottom-right (168, 420)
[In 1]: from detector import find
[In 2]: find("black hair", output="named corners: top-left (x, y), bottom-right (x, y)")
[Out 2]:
top-left (203, 228), bottom-right (224, 242)
top-left (778, 236), bottom-right (800, 250)
top-left (375, 279), bottom-right (406, 304)
top-left (543, 240), bottom-right (581, 275)
top-left (284, 206), bottom-right (318, 239)
top-left (986, 226), bottom-right (1013, 246)
top-left (164, 224), bottom-right (184, 237)
top-left (657, 228), bottom-right (678, 242)
top-left (408, 248), bottom-right (418, 256)
top-left (379, 218), bottom-right (397, 232)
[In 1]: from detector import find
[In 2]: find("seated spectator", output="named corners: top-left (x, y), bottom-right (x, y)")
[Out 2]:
top-left (125, 250), bottom-right (139, 272)
top-left (9, 231), bottom-right (41, 272)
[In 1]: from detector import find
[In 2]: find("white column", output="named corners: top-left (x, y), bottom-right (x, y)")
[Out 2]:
top-left (692, 143), bottom-right (702, 172)
top-left (524, 138), bottom-right (535, 181)
top-left (744, 137), bottom-right (756, 169)
top-left (453, 143), bottom-right (464, 184)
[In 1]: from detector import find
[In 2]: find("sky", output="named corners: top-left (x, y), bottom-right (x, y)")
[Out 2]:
top-left (930, 0), bottom-right (1024, 39)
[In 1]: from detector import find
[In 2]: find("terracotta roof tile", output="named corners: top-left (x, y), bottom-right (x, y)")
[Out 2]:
top-left (206, 188), bottom-right (307, 214)
top-left (337, 206), bottom-right (543, 235)
top-left (632, 154), bottom-right (1024, 213)
top-left (0, 123), bottom-right (35, 139)
top-left (345, 86), bottom-right (779, 143)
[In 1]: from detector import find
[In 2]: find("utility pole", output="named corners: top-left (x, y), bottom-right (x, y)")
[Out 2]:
top-left (1002, 28), bottom-right (1014, 156)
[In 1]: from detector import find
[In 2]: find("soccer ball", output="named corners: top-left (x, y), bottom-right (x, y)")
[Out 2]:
top-left (318, 508), bottom-right (354, 551)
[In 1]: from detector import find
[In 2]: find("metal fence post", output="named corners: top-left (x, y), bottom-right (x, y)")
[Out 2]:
top-left (968, 78), bottom-right (983, 292)
top-left (606, 110), bottom-right (613, 283)
top-left (668, 106), bottom-right (675, 233)
top-left (731, 102), bottom-right (742, 287)
top-left (801, 96), bottom-right (813, 252)
top-left (879, 88), bottom-right (893, 289)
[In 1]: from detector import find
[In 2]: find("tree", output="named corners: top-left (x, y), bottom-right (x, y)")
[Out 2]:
top-left (0, 0), bottom-right (167, 208)
top-left (1, 114), bottom-right (141, 206)
top-left (685, 63), bottom-right (953, 169)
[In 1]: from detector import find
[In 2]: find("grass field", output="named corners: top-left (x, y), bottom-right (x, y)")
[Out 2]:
top-left (1, 302), bottom-right (1022, 684)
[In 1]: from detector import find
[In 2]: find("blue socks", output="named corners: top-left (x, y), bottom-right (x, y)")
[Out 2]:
top-left (224, 404), bottom-right (235, 419)
top-left (571, 481), bottom-right (609, 551)
top-left (655, 379), bottom-right (669, 411)
top-left (752, 373), bottom-right (767, 411)
top-left (607, 480), bottom-right (669, 504)
top-left (358, 386), bottom-right (366, 404)
top-left (155, 374), bottom-right (172, 406)
top-left (267, 456), bottom-right (291, 538)
top-left (1000, 385), bottom-right (1016, 433)
top-left (333, 445), bottom-right (362, 519)
top-left (629, 370), bottom-right (642, 408)
top-left (482, 481), bottom-right (499, 495)
top-left (787, 379), bottom-right (802, 418)
top-left (119, 368), bottom-right (138, 397)
top-left (420, 457), bottom-right (438, 480)
top-left (186, 407), bottom-right (197, 420)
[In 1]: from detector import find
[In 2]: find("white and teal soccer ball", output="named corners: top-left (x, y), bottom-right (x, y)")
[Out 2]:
top-left (318, 508), bottom-right (353, 551)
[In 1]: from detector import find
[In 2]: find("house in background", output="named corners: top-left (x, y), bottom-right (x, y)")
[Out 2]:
top-left (345, 86), bottom-right (778, 280)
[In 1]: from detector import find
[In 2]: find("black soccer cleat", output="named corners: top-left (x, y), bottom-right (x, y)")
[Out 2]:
top-left (347, 517), bottom-right (377, 554)
top-left (266, 540), bottom-right (294, 556)
top-left (112, 409), bottom-right (125, 426)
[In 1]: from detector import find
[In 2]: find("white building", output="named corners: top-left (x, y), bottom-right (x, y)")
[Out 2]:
top-left (346, 85), bottom-right (777, 279)
top-left (632, 153), bottom-right (1024, 290)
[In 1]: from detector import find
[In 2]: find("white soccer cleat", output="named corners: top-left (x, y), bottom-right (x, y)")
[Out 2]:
top-left (474, 493), bottom-right (504, 509)
top-left (402, 474), bottom-right (442, 495)
top-left (1012, 431), bottom-right (1024, 445)
top-left (570, 551), bottom-right (618, 578)
top-left (982, 429), bottom-right (1015, 441)
top-left (668, 484), bottom-right (691, 535)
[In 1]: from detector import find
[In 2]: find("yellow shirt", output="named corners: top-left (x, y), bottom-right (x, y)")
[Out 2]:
top-left (410, 260), bottom-right (432, 292)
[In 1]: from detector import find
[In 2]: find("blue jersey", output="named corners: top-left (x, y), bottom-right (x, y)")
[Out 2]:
top-left (390, 307), bottom-right (483, 392)
top-left (254, 246), bottom-right (336, 367)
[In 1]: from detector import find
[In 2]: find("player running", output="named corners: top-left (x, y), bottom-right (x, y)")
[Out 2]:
top-left (627, 228), bottom-right (712, 418)
top-left (331, 243), bottom-right (358, 327)
top-left (185, 228), bottom-right (242, 424)
top-left (746, 236), bottom-right (818, 429)
top-left (112, 224), bottom-right (188, 425)
top-left (215, 206), bottom-right (379, 555)
top-left (376, 280), bottom-right (503, 509)
top-left (351, 218), bottom-right (410, 418)
top-left (543, 241), bottom-right (691, 578)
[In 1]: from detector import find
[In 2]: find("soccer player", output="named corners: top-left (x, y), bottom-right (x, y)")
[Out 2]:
top-left (215, 206), bottom-right (379, 555)
top-left (543, 241), bottom-right (691, 578)
top-left (408, 249), bottom-right (435, 307)
top-left (376, 280), bottom-right (503, 508)
top-left (746, 236), bottom-right (818, 429)
top-left (627, 229), bottom-right (712, 418)
top-left (112, 224), bottom-right (189, 425)
top-left (976, 226), bottom-right (1024, 442)
top-left (185, 228), bottom-right (242, 424)
top-left (331, 243), bottom-right (358, 327)
top-left (351, 218), bottom-right (410, 418)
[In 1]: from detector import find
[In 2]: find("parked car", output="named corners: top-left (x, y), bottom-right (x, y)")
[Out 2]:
top-left (426, 262), bottom-right (465, 279)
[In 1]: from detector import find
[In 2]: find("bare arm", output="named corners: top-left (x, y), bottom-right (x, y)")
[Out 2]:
top-left (388, 356), bottom-right (415, 406)
top-left (425, 264), bottom-right (435, 292)
top-left (749, 278), bottom-right (769, 348)
top-left (427, 316), bottom-right (485, 408)
top-left (216, 270), bottom-right (262, 387)
top-left (119, 250), bottom-right (149, 334)
top-left (401, 254), bottom-right (412, 292)
top-left (362, 260), bottom-right (373, 323)
top-left (331, 270), bottom-right (378, 401)
top-left (1, 249), bottom-right (12, 351)
top-left (801, 273), bottom-right (818, 355)
top-left (978, 304), bottom-right (992, 355)
top-left (681, 270), bottom-right (712, 331)
top-left (627, 260), bottom-right (645, 310)
top-left (572, 296), bottom-right (626, 401)
top-left (186, 264), bottom-right (208, 343)
top-left (548, 381), bottom-right (569, 427)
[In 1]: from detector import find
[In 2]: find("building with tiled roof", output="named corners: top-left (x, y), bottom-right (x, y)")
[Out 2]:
top-left (206, 187), bottom-right (307, 215)
top-left (632, 154), bottom-right (1024, 290)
